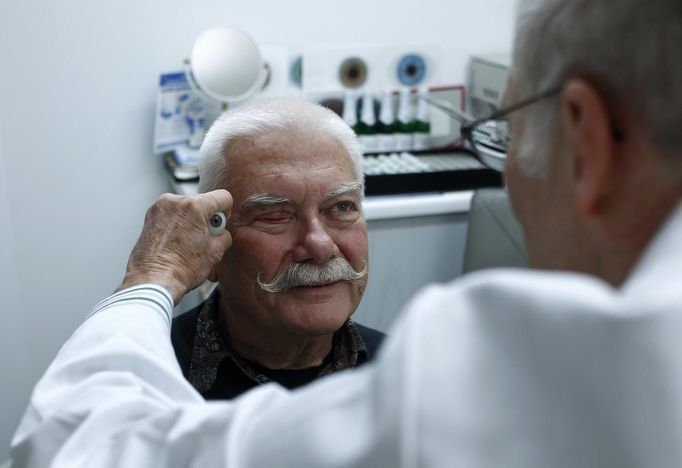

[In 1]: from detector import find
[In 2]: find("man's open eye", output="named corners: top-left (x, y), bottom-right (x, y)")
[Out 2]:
top-left (334, 201), bottom-right (353, 213)
top-left (329, 200), bottom-right (360, 220)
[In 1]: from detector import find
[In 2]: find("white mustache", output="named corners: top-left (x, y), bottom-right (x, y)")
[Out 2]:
top-left (256, 258), bottom-right (368, 293)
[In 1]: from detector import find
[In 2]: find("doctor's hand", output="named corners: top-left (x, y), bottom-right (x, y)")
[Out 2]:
top-left (117, 190), bottom-right (233, 304)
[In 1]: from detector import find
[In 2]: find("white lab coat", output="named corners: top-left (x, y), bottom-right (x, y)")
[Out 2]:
top-left (11, 203), bottom-right (682, 468)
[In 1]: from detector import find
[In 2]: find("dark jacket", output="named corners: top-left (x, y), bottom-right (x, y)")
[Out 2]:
top-left (171, 300), bottom-right (385, 400)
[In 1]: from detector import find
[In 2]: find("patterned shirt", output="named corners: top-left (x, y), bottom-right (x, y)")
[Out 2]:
top-left (171, 289), bottom-right (385, 399)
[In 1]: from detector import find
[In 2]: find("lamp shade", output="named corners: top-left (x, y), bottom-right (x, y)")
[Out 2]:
top-left (188, 27), bottom-right (264, 102)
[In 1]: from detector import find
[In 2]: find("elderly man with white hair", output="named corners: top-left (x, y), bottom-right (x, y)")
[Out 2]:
top-left (170, 98), bottom-right (384, 400)
top-left (10, 0), bottom-right (682, 466)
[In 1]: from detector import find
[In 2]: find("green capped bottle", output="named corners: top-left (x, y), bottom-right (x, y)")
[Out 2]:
top-left (356, 91), bottom-right (379, 154)
top-left (395, 87), bottom-right (414, 152)
top-left (377, 89), bottom-right (397, 153)
top-left (413, 87), bottom-right (431, 151)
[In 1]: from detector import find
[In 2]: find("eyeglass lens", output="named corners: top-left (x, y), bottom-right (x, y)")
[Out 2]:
top-left (471, 119), bottom-right (509, 155)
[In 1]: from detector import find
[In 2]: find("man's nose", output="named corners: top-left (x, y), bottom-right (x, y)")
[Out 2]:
top-left (292, 216), bottom-right (340, 264)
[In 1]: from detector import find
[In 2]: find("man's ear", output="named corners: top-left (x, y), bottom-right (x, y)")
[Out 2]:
top-left (561, 78), bottom-right (619, 216)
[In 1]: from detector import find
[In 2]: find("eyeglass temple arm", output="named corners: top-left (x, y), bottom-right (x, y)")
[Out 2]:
top-left (418, 96), bottom-right (476, 125)
top-left (462, 85), bottom-right (564, 130)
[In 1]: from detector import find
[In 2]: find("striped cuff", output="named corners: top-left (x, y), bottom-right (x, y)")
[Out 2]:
top-left (86, 284), bottom-right (174, 326)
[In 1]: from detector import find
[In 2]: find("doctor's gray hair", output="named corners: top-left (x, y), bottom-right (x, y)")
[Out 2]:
top-left (513, 0), bottom-right (682, 176)
top-left (198, 97), bottom-right (364, 193)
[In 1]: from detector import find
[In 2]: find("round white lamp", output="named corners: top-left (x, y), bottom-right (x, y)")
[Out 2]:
top-left (185, 27), bottom-right (267, 106)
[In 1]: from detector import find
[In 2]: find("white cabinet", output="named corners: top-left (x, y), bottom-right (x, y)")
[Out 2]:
top-left (355, 212), bottom-right (469, 333)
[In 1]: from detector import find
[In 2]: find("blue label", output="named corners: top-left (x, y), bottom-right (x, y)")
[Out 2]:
top-left (159, 71), bottom-right (189, 89)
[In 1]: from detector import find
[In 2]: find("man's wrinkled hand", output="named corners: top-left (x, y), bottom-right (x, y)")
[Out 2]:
top-left (117, 190), bottom-right (233, 304)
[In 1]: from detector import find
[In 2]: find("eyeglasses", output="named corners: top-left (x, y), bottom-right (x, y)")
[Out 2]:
top-left (420, 86), bottom-right (562, 171)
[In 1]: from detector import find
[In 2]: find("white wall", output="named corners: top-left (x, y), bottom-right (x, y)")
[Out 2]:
top-left (0, 0), bottom-right (515, 459)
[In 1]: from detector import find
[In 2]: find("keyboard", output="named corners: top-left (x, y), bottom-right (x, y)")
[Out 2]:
top-left (363, 151), bottom-right (503, 196)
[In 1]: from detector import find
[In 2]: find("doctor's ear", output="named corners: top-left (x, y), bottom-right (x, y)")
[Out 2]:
top-left (561, 78), bottom-right (621, 217)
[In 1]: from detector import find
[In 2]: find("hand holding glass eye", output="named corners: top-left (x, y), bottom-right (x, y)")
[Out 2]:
top-left (117, 190), bottom-right (233, 304)
top-left (209, 212), bottom-right (227, 235)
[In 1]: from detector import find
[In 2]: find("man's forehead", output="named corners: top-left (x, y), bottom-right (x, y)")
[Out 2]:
top-left (233, 131), bottom-right (349, 159)
top-left (227, 131), bottom-right (356, 183)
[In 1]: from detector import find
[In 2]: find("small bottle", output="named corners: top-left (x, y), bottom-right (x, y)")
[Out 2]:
top-left (413, 87), bottom-right (431, 151)
top-left (395, 87), bottom-right (414, 152)
top-left (186, 98), bottom-right (205, 148)
top-left (377, 90), bottom-right (397, 153)
top-left (356, 91), bottom-right (379, 154)
top-left (342, 90), bottom-right (358, 129)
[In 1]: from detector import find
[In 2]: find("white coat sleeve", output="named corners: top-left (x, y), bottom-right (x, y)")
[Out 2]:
top-left (15, 270), bottom-right (662, 468)
top-left (9, 284), bottom-right (417, 468)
